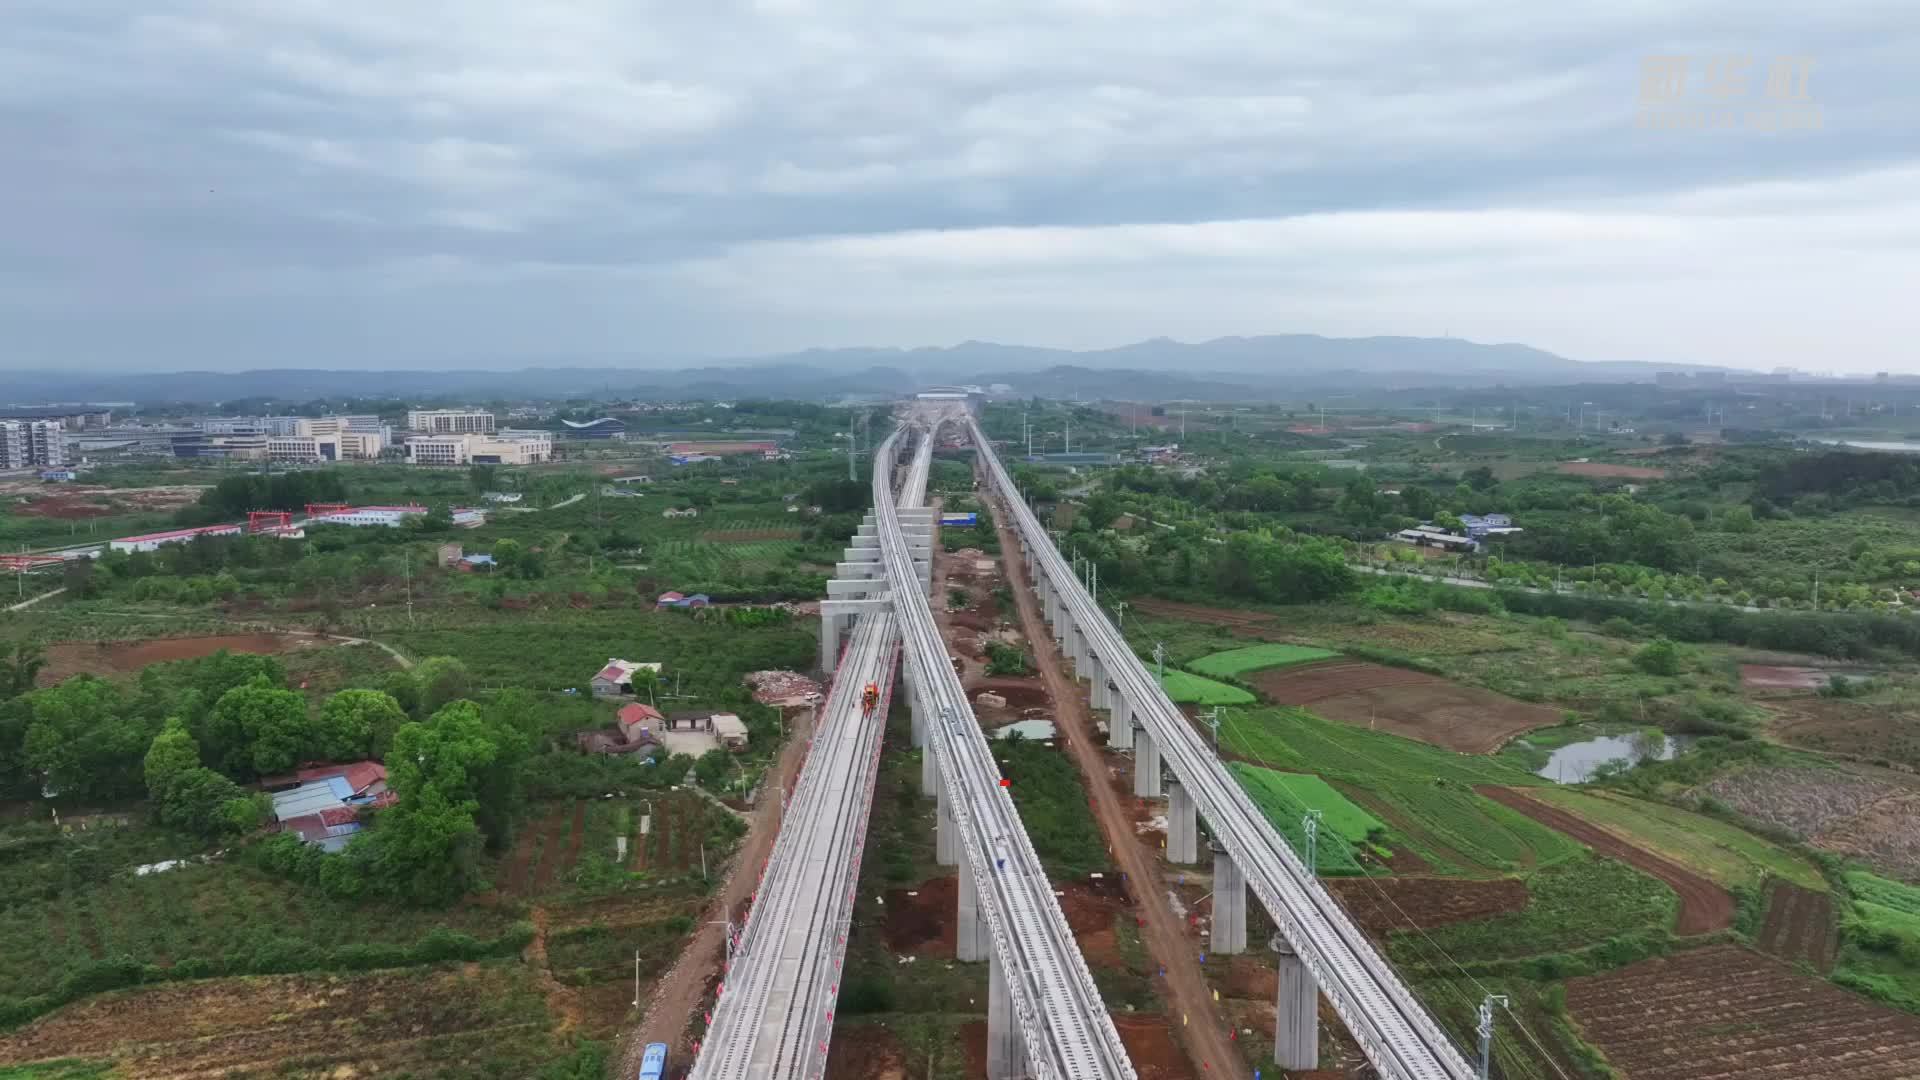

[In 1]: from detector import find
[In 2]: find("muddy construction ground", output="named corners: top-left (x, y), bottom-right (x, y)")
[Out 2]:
top-left (1568, 944), bottom-right (1920, 1079)
top-left (1252, 659), bottom-right (1560, 753)
top-left (36, 632), bottom-right (322, 686)
top-left (1480, 787), bottom-right (1734, 934)
top-left (3, 484), bottom-right (207, 519)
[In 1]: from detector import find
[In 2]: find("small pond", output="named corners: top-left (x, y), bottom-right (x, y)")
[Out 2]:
top-left (992, 719), bottom-right (1057, 741)
top-left (1537, 731), bottom-right (1697, 783)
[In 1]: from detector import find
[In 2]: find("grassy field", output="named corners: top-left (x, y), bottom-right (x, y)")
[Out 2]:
top-left (0, 823), bottom-right (526, 1007)
top-left (1836, 872), bottom-right (1920, 1011)
top-left (1372, 780), bottom-right (1585, 877)
top-left (381, 609), bottom-right (814, 695)
top-left (1391, 852), bottom-right (1678, 963)
top-left (1227, 764), bottom-right (1383, 873)
top-left (1529, 788), bottom-right (1826, 891)
top-left (1188, 642), bottom-right (1337, 677)
top-left (1156, 669), bottom-right (1256, 705)
top-left (1218, 706), bottom-right (1547, 789)
top-left (1000, 738), bottom-right (1110, 878)
top-left (1214, 707), bottom-right (1576, 875)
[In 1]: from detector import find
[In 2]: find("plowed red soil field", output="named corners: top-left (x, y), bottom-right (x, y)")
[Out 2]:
top-left (1568, 944), bottom-right (1920, 1078)
top-left (1758, 879), bottom-right (1837, 972)
top-left (38, 633), bottom-right (314, 686)
top-left (1325, 877), bottom-right (1528, 936)
top-left (1253, 660), bottom-right (1560, 753)
top-left (1478, 787), bottom-right (1734, 934)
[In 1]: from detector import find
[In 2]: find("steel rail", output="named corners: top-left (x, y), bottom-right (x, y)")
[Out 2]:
top-left (873, 421), bottom-right (1136, 1080)
top-left (690, 440), bottom-right (915, 1080)
top-left (968, 415), bottom-right (1479, 1080)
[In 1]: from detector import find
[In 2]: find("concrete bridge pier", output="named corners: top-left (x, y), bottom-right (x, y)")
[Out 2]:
top-left (987, 950), bottom-right (1030, 1080)
top-left (819, 611), bottom-right (847, 673)
top-left (1211, 844), bottom-right (1247, 954)
top-left (1089, 654), bottom-right (1110, 710)
top-left (1068, 623), bottom-right (1086, 674)
top-left (936, 783), bottom-right (958, 866)
top-left (1167, 779), bottom-right (1198, 864)
top-left (1110, 693), bottom-right (1135, 750)
top-left (1273, 936), bottom-right (1320, 1070)
top-left (1133, 725), bottom-right (1162, 798)
top-left (958, 868), bottom-right (988, 962)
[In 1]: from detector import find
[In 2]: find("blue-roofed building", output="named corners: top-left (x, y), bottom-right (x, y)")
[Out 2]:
top-left (268, 762), bottom-right (393, 851)
top-left (1458, 513), bottom-right (1522, 539)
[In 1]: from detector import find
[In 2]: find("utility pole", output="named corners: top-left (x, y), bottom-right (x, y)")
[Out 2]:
top-left (1813, 570), bottom-right (1820, 609)
top-left (1153, 642), bottom-right (1166, 682)
top-left (633, 949), bottom-right (642, 1008)
top-left (1112, 600), bottom-right (1127, 630)
top-left (403, 553), bottom-right (415, 628)
top-left (1089, 560), bottom-right (1097, 607)
top-left (1477, 995), bottom-right (1510, 1080)
top-left (1204, 707), bottom-right (1223, 753)
top-left (1302, 809), bottom-right (1322, 874)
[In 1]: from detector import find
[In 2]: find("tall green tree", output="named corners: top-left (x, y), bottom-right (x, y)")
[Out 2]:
top-left (144, 719), bottom-right (202, 800)
top-left (22, 677), bottom-right (156, 799)
top-left (202, 677), bottom-right (313, 778)
top-left (413, 656), bottom-right (472, 717)
top-left (1, 643), bottom-right (46, 700)
top-left (159, 766), bottom-right (264, 838)
top-left (315, 689), bottom-right (408, 761)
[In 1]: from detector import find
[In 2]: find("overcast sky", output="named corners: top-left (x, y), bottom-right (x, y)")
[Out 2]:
top-left (3, 1), bottom-right (1915, 373)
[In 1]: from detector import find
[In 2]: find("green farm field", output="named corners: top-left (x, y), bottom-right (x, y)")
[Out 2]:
top-left (1227, 763), bottom-right (1383, 873)
top-left (1156, 669), bottom-right (1255, 705)
top-left (1188, 642), bottom-right (1337, 677)
top-left (1213, 706), bottom-right (1575, 875)
top-left (1528, 787), bottom-right (1825, 891)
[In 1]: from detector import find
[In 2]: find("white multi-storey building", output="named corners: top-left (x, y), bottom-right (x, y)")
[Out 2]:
top-left (0, 420), bottom-right (65, 469)
top-left (266, 429), bottom-right (386, 463)
top-left (407, 409), bottom-right (495, 435)
top-left (404, 431), bottom-right (550, 466)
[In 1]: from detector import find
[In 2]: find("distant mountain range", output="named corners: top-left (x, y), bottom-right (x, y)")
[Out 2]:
top-left (5, 334), bottom-right (1733, 404)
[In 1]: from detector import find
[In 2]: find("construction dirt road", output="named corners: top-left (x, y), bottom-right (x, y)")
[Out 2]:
top-left (986, 488), bottom-right (1250, 1079)
top-left (616, 707), bottom-right (814, 1075)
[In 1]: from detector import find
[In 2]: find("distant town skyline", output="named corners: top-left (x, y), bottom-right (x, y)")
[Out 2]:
top-left (2, 2), bottom-right (1915, 373)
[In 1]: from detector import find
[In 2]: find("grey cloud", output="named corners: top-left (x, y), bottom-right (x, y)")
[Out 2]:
top-left (0, 0), bottom-right (1915, 371)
